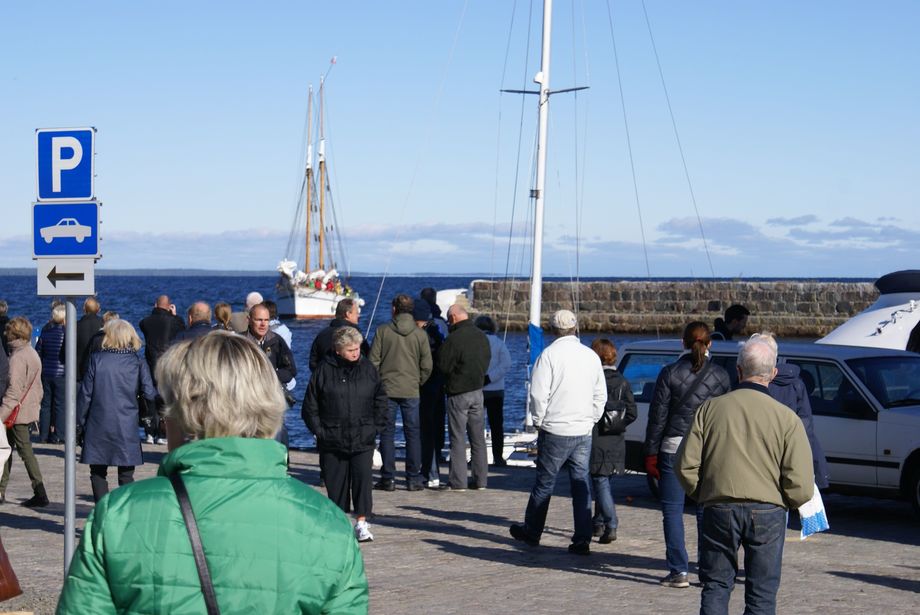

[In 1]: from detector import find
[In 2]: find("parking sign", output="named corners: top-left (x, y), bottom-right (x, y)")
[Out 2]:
top-left (32, 201), bottom-right (101, 259)
top-left (36, 127), bottom-right (95, 201)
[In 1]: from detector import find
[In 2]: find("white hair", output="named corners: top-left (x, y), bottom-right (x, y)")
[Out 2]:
top-left (738, 333), bottom-right (778, 380)
top-left (245, 291), bottom-right (264, 310)
top-left (156, 331), bottom-right (285, 440)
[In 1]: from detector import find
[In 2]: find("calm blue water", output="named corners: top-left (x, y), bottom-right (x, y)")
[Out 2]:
top-left (0, 273), bottom-right (661, 448)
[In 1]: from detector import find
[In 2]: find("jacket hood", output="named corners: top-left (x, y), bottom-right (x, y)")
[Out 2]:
top-left (771, 363), bottom-right (801, 386)
top-left (158, 437), bottom-right (289, 480)
top-left (392, 313), bottom-right (418, 336)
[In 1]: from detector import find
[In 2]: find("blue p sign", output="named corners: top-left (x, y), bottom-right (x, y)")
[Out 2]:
top-left (36, 127), bottom-right (95, 202)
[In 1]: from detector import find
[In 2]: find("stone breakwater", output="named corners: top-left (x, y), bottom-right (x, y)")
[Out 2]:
top-left (467, 280), bottom-right (879, 337)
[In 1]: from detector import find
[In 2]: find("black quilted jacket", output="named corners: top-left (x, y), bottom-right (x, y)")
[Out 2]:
top-left (643, 354), bottom-right (731, 456)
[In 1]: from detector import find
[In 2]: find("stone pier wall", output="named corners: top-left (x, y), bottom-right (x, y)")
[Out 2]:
top-left (467, 280), bottom-right (879, 337)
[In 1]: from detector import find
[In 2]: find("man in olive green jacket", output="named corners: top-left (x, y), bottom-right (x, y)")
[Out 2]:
top-left (369, 294), bottom-right (433, 491)
top-left (677, 333), bottom-right (814, 615)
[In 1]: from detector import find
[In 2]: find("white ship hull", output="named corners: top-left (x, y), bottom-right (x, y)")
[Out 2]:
top-left (276, 286), bottom-right (353, 319)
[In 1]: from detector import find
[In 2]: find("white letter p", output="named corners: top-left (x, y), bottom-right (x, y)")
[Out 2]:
top-left (51, 136), bottom-right (83, 193)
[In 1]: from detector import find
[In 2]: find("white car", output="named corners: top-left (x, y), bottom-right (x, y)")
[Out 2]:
top-left (40, 218), bottom-right (92, 243)
top-left (617, 339), bottom-right (920, 515)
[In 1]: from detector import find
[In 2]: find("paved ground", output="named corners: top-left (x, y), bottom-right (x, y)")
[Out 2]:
top-left (1, 443), bottom-right (918, 614)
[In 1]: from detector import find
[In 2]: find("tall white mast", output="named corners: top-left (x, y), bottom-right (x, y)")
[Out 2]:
top-left (528, 0), bottom-right (552, 359)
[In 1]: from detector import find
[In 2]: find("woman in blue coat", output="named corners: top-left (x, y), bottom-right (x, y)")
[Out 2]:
top-left (78, 319), bottom-right (157, 502)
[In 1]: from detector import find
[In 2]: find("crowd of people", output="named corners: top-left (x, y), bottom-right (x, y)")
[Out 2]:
top-left (0, 291), bottom-right (826, 614)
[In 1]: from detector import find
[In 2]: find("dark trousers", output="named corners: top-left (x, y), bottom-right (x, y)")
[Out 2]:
top-left (39, 375), bottom-right (65, 442)
top-left (659, 451), bottom-right (704, 574)
top-left (0, 425), bottom-right (45, 495)
top-left (379, 397), bottom-right (422, 484)
top-left (483, 390), bottom-right (505, 463)
top-left (420, 380), bottom-right (446, 482)
top-left (699, 503), bottom-right (786, 615)
top-left (89, 464), bottom-right (135, 503)
top-left (447, 390), bottom-right (488, 489)
top-left (320, 449), bottom-right (373, 518)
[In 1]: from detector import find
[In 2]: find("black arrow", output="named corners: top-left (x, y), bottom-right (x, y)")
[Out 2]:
top-left (47, 266), bottom-right (85, 287)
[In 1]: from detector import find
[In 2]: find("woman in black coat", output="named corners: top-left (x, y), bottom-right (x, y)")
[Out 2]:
top-left (589, 339), bottom-right (637, 544)
top-left (77, 319), bottom-right (157, 502)
top-left (302, 326), bottom-right (387, 542)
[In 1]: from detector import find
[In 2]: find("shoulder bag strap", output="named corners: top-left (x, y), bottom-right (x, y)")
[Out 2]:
top-left (671, 361), bottom-right (711, 414)
top-left (169, 472), bottom-right (221, 615)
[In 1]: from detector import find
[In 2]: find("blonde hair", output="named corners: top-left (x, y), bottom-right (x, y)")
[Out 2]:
top-left (333, 326), bottom-right (364, 350)
top-left (101, 319), bottom-right (142, 351)
top-left (51, 304), bottom-right (66, 324)
top-left (214, 302), bottom-right (232, 330)
top-left (156, 331), bottom-right (285, 440)
top-left (5, 317), bottom-right (32, 342)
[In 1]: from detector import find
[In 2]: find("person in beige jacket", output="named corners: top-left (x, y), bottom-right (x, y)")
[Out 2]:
top-left (0, 316), bottom-right (48, 507)
top-left (677, 333), bottom-right (814, 615)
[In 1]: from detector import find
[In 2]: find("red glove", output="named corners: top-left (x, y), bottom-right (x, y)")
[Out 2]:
top-left (644, 455), bottom-right (660, 480)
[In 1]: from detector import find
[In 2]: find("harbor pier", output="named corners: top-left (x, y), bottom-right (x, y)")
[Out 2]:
top-left (1, 443), bottom-right (916, 614)
top-left (469, 279), bottom-right (879, 337)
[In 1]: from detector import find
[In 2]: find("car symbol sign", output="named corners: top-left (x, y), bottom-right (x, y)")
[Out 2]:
top-left (32, 202), bottom-right (101, 259)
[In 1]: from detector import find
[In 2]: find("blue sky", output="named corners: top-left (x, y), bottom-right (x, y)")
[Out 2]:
top-left (1, 1), bottom-right (917, 277)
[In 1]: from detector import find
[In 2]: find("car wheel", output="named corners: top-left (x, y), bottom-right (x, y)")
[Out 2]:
top-left (646, 473), bottom-right (660, 500)
top-left (75, 235), bottom-right (84, 243)
top-left (44, 236), bottom-right (52, 244)
top-left (908, 463), bottom-right (920, 518)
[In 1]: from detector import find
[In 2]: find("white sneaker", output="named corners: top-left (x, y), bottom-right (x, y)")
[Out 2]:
top-left (155, 437), bottom-right (167, 445)
top-left (354, 520), bottom-right (374, 543)
top-left (426, 479), bottom-right (440, 489)
top-left (145, 435), bottom-right (155, 444)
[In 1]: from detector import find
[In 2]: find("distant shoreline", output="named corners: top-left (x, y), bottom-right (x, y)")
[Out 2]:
top-left (0, 268), bottom-right (874, 282)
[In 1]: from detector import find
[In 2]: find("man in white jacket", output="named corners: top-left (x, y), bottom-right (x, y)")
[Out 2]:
top-left (510, 310), bottom-right (607, 555)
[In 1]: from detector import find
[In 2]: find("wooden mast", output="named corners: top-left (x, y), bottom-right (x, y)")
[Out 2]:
top-left (305, 86), bottom-right (314, 272)
top-left (318, 77), bottom-right (326, 271)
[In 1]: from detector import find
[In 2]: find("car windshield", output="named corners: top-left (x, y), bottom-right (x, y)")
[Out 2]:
top-left (846, 355), bottom-right (920, 408)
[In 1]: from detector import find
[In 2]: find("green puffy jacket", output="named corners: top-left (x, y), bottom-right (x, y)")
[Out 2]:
top-left (57, 437), bottom-right (368, 614)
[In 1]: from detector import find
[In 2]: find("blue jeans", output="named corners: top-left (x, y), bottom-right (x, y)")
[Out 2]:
top-left (379, 397), bottom-right (422, 484)
top-left (39, 376), bottom-right (65, 442)
top-left (522, 431), bottom-right (593, 544)
top-left (659, 451), bottom-right (703, 574)
top-left (592, 474), bottom-right (619, 530)
top-left (699, 503), bottom-right (786, 615)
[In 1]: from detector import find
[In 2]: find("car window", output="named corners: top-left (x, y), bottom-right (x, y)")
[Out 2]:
top-left (618, 353), bottom-right (677, 403)
top-left (787, 359), bottom-right (875, 420)
top-left (846, 355), bottom-right (920, 409)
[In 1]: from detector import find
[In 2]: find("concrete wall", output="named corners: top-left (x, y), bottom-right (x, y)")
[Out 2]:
top-left (467, 280), bottom-right (879, 337)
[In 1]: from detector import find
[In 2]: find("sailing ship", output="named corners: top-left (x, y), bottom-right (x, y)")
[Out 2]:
top-left (276, 77), bottom-right (363, 318)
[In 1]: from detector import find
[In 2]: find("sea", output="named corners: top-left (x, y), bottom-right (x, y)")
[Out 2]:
top-left (1, 272), bottom-right (864, 448)
top-left (0, 273), bottom-right (667, 448)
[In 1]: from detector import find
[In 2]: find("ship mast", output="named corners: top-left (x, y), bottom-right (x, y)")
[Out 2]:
top-left (318, 77), bottom-right (327, 271)
top-left (528, 0), bottom-right (553, 366)
top-left (305, 86), bottom-right (314, 272)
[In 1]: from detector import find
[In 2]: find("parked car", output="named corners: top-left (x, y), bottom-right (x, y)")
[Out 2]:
top-left (617, 339), bottom-right (920, 515)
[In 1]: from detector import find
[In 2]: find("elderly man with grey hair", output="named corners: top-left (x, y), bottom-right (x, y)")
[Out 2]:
top-left (677, 333), bottom-right (815, 615)
top-left (509, 309), bottom-right (607, 555)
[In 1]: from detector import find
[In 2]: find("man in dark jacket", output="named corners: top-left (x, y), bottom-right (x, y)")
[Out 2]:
top-left (368, 295), bottom-right (433, 491)
top-left (768, 362), bottom-right (830, 489)
top-left (309, 298), bottom-right (368, 371)
top-left (711, 304), bottom-right (750, 341)
top-left (415, 301), bottom-right (447, 488)
top-left (75, 297), bottom-right (104, 381)
top-left (139, 295), bottom-right (186, 443)
top-left (437, 305), bottom-right (491, 491)
top-left (246, 304), bottom-right (297, 388)
top-left (171, 302), bottom-right (213, 344)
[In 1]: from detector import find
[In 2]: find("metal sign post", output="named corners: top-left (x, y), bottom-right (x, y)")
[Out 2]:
top-left (63, 301), bottom-right (77, 571)
top-left (34, 126), bottom-right (100, 573)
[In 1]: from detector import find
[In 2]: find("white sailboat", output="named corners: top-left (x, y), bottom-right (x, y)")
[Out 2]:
top-left (276, 77), bottom-right (363, 318)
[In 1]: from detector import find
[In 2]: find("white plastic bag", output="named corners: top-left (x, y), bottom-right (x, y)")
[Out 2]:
top-left (798, 484), bottom-right (830, 540)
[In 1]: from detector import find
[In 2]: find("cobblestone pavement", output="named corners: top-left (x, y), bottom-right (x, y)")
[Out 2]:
top-left (2, 444), bottom-right (918, 614)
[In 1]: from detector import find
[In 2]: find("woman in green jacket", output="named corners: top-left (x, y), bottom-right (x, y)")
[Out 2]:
top-left (57, 331), bottom-right (369, 615)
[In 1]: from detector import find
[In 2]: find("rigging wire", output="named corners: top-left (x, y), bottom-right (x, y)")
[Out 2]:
top-left (569, 0), bottom-right (583, 321)
top-left (491, 0), bottom-right (520, 284)
top-left (605, 0), bottom-right (652, 279)
top-left (365, 0), bottom-right (471, 333)
top-left (499, 0), bottom-right (536, 336)
top-left (640, 0), bottom-right (715, 277)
